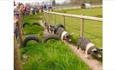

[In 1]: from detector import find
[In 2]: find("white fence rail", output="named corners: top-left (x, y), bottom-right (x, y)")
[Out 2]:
top-left (44, 11), bottom-right (102, 21)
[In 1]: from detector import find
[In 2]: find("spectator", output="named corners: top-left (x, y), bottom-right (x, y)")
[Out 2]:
top-left (31, 7), bottom-right (35, 15)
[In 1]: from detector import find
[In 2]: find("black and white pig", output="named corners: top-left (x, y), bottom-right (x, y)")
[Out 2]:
top-left (44, 23), bottom-right (71, 42)
top-left (55, 26), bottom-right (71, 42)
top-left (77, 36), bottom-right (102, 58)
top-left (48, 24), bottom-right (65, 34)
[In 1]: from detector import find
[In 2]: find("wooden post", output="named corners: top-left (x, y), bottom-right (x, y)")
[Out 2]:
top-left (52, 14), bottom-right (53, 24)
top-left (63, 15), bottom-right (66, 29)
top-left (80, 18), bottom-right (84, 37)
top-left (18, 12), bottom-right (24, 44)
top-left (54, 14), bottom-right (56, 24)
top-left (44, 13), bottom-right (48, 22)
top-left (16, 22), bottom-right (22, 44)
top-left (48, 13), bottom-right (50, 24)
top-left (14, 35), bottom-right (22, 70)
top-left (43, 12), bottom-right (47, 22)
top-left (43, 12), bottom-right (45, 21)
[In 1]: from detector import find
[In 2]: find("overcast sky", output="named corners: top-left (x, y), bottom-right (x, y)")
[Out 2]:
top-left (15, 0), bottom-right (68, 4)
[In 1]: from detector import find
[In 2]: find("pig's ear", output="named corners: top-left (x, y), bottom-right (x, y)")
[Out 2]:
top-left (97, 48), bottom-right (102, 51)
top-left (99, 48), bottom-right (102, 51)
top-left (91, 48), bottom-right (97, 52)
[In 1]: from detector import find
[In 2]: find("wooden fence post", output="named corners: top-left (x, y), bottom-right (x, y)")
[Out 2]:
top-left (18, 12), bottom-right (24, 44)
top-left (43, 12), bottom-right (46, 21)
top-left (54, 14), bottom-right (56, 24)
top-left (14, 35), bottom-right (22, 70)
top-left (52, 13), bottom-right (53, 24)
top-left (80, 17), bottom-right (84, 37)
top-left (47, 13), bottom-right (50, 24)
top-left (63, 15), bottom-right (66, 29)
top-left (45, 13), bottom-right (48, 23)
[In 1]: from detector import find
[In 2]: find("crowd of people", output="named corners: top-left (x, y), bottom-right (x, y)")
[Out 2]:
top-left (14, 3), bottom-right (42, 16)
top-left (14, 2), bottom-right (53, 17)
top-left (14, 2), bottom-right (54, 40)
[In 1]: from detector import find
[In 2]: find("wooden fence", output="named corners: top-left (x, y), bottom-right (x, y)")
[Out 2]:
top-left (44, 11), bottom-right (102, 37)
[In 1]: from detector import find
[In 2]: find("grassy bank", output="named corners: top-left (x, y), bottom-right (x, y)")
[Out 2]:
top-left (21, 40), bottom-right (91, 70)
top-left (20, 13), bottom-right (91, 70)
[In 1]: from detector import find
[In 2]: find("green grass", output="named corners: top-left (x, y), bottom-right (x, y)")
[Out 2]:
top-left (23, 13), bottom-right (44, 39)
top-left (21, 40), bottom-right (91, 70)
top-left (23, 13), bottom-right (43, 23)
top-left (56, 7), bottom-right (102, 17)
top-left (24, 25), bottom-right (44, 35)
top-left (21, 13), bottom-right (91, 70)
top-left (47, 7), bottom-right (102, 48)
